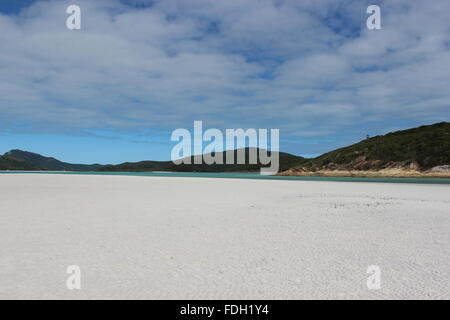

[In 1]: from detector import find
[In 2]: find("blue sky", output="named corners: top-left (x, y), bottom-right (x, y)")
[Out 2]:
top-left (0, 0), bottom-right (449, 164)
top-left (0, 0), bottom-right (35, 14)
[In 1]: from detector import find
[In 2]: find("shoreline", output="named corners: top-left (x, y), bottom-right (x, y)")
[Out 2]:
top-left (2, 169), bottom-right (450, 179)
top-left (1, 170), bottom-right (450, 184)
top-left (277, 169), bottom-right (450, 178)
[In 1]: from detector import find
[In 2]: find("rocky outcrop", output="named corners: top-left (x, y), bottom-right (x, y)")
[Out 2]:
top-left (428, 165), bottom-right (450, 173)
top-left (289, 155), bottom-right (423, 173)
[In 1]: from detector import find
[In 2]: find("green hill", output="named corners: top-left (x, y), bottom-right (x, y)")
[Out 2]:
top-left (288, 122), bottom-right (450, 172)
top-left (98, 160), bottom-right (171, 172)
top-left (98, 148), bottom-right (305, 172)
top-left (3, 150), bottom-right (104, 171)
top-left (0, 154), bottom-right (41, 170)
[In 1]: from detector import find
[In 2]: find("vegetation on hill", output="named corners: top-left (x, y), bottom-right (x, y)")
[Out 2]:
top-left (98, 160), bottom-right (171, 172)
top-left (287, 122), bottom-right (450, 172)
top-left (0, 154), bottom-right (41, 170)
top-left (98, 148), bottom-right (306, 172)
top-left (3, 150), bottom-right (104, 171)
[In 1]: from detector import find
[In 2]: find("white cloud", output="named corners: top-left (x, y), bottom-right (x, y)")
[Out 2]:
top-left (0, 0), bottom-right (449, 143)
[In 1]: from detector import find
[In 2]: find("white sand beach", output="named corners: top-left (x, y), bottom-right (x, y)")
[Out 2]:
top-left (0, 174), bottom-right (448, 300)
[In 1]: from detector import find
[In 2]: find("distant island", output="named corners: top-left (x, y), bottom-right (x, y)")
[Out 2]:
top-left (1, 122), bottom-right (449, 177)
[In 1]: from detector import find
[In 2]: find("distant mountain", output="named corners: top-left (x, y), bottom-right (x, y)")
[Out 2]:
top-left (1, 148), bottom-right (305, 173)
top-left (283, 122), bottom-right (450, 173)
top-left (98, 160), bottom-right (172, 172)
top-left (4, 150), bottom-right (104, 171)
top-left (98, 148), bottom-right (305, 172)
top-left (2, 122), bottom-right (448, 174)
top-left (0, 154), bottom-right (41, 170)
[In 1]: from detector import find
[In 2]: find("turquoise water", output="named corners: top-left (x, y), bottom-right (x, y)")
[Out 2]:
top-left (1, 171), bottom-right (450, 184)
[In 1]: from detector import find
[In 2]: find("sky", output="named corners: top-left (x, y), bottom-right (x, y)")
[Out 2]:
top-left (0, 0), bottom-right (449, 164)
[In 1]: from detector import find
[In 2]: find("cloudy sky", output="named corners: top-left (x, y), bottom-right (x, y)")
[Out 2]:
top-left (0, 0), bottom-right (449, 163)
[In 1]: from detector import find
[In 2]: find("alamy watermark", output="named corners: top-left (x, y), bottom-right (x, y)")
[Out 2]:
top-left (366, 265), bottom-right (381, 290)
top-left (367, 5), bottom-right (382, 30)
top-left (171, 121), bottom-right (280, 175)
top-left (66, 5), bottom-right (81, 30)
top-left (66, 265), bottom-right (81, 290)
